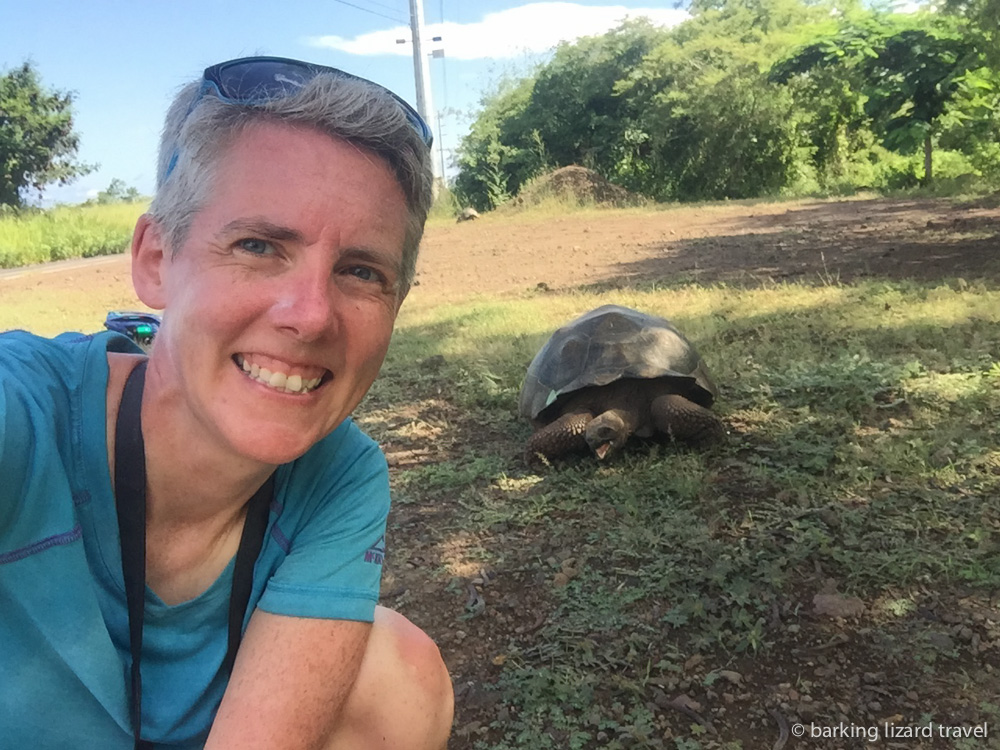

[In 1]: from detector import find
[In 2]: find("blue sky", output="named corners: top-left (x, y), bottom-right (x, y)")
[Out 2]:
top-left (3, 0), bottom-right (687, 205)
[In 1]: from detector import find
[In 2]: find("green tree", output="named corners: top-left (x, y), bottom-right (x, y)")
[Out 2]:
top-left (453, 75), bottom-right (539, 210)
top-left (943, 0), bottom-right (1000, 64)
top-left (90, 178), bottom-right (142, 204)
top-left (771, 16), bottom-right (980, 184)
top-left (0, 62), bottom-right (93, 208)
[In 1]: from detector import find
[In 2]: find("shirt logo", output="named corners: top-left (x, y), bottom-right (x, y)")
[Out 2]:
top-left (364, 536), bottom-right (386, 565)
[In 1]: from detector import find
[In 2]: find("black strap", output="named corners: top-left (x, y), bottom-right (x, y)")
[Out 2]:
top-left (114, 360), bottom-right (274, 748)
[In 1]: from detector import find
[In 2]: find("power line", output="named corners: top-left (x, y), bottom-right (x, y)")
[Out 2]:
top-left (331, 0), bottom-right (407, 24)
top-left (365, 0), bottom-right (408, 15)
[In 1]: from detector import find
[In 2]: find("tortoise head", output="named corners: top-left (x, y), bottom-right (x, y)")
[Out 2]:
top-left (585, 412), bottom-right (630, 460)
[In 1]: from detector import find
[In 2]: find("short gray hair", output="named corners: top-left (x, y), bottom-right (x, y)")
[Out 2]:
top-left (148, 71), bottom-right (434, 293)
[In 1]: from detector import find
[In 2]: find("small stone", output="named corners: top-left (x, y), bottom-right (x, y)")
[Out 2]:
top-left (723, 693), bottom-right (736, 705)
top-left (906, 691), bottom-right (919, 701)
top-left (718, 670), bottom-right (743, 686)
top-left (798, 702), bottom-right (819, 719)
top-left (684, 654), bottom-right (704, 671)
top-left (788, 689), bottom-right (800, 702)
top-left (813, 592), bottom-right (865, 618)
top-left (869, 701), bottom-right (882, 712)
top-left (674, 694), bottom-right (702, 713)
top-left (928, 632), bottom-right (955, 651)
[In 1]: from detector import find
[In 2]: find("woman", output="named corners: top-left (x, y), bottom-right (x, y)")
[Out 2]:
top-left (0, 57), bottom-right (453, 749)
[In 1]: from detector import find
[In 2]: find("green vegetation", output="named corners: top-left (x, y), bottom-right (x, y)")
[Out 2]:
top-left (0, 62), bottom-right (93, 208)
top-left (454, 0), bottom-right (1000, 209)
top-left (0, 201), bottom-right (145, 268)
top-left (363, 277), bottom-right (1000, 748)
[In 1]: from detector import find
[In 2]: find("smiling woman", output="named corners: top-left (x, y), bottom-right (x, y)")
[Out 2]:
top-left (0, 57), bottom-right (452, 750)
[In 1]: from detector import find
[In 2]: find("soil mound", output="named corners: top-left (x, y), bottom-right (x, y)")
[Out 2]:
top-left (513, 165), bottom-right (644, 209)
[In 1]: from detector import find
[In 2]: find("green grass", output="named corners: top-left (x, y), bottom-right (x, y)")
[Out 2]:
top-left (0, 202), bottom-right (146, 268)
top-left (359, 278), bottom-right (1000, 748)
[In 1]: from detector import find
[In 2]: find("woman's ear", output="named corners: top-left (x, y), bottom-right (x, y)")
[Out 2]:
top-left (131, 214), bottom-right (169, 310)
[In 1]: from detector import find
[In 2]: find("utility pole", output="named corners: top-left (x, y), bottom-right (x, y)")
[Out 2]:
top-left (407, 0), bottom-right (442, 189)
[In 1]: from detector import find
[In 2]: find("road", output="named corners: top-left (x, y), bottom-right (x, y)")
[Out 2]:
top-left (0, 254), bottom-right (126, 282)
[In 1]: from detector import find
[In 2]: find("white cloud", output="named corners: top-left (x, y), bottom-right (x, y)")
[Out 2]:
top-left (308, 3), bottom-right (688, 60)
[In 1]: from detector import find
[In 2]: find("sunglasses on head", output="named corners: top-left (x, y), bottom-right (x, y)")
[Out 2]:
top-left (163, 56), bottom-right (433, 179)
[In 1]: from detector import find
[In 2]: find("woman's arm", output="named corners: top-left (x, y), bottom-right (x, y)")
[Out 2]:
top-left (206, 610), bottom-right (371, 750)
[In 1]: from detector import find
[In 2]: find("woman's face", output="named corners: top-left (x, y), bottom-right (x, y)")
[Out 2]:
top-left (136, 121), bottom-right (409, 465)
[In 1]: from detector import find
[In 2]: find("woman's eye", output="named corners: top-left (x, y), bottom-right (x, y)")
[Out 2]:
top-left (237, 238), bottom-right (275, 256)
top-left (347, 265), bottom-right (381, 283)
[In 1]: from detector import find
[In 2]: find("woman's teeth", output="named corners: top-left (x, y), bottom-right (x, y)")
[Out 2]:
top-left (236, 355), bottom-right (324, 394)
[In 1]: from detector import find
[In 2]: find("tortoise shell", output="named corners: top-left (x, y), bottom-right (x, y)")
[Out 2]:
top-left (518, 305), bottom-right (719, 423)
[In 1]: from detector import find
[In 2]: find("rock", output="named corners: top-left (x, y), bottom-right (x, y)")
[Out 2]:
top-left (684, 654), bottom-right (704, 671)
top-left (928, 632), bottom-right (955, 651)
top-left (813, 592), bottom-right (865, 618)
top-left (718, 670), bottom-right (743, 686)
top-left (798, 701), bottom-right (820, 719)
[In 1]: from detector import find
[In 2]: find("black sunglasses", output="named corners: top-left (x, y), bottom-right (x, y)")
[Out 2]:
top-left (164, 56), bottom-right (433, 178)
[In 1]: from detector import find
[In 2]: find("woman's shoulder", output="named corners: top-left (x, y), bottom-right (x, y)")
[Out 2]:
top-left (0, 329), bottom-right (138, 389)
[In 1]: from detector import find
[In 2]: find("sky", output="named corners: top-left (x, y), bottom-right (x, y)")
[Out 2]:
top-left (3, 0), bottom-right (689, 205)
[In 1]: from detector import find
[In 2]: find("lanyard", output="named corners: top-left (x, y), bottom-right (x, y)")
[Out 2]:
top-left (114, 360), bottom-right (274, 749)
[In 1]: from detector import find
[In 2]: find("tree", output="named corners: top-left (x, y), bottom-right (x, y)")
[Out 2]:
top-left (89, 178), bottom-right (142, 204)
top-left (771, 16), bottom-right (979, 184)
top-left (0, 62), bottom-right (93, 207)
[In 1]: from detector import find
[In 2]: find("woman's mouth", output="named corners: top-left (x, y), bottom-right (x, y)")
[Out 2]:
top-left (233, 353), bottom-right (329, 395)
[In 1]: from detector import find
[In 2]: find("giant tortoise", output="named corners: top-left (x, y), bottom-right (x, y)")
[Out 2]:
top-left (519, 305), bottom-right (725, 461)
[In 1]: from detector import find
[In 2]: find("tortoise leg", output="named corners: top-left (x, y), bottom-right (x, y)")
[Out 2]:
top-left (650, 394), bottom-right (726, 447)
top-left (525, 411), bottom-right (593, 462)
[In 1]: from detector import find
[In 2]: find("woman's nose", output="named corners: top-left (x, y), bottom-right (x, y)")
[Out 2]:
top-left (270, 268), bottom-right (338, 342)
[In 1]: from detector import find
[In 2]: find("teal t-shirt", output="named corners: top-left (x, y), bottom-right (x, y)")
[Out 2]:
top-left (0, 330), bottom-right (391, 748)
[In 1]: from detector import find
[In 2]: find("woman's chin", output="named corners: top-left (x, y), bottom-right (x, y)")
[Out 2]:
top-left (227, 425), bottom-right (324, 467)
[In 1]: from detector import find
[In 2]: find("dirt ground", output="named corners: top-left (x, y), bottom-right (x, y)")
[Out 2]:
top-left (4, 194), bottom-right (1000, 748)
top-left (412, 195), bottom-right (1000, 306)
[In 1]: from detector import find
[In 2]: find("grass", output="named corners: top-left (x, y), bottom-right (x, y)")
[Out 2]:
top-left (0, 202), bottom-right (147, 268)
top-left (359, 278), bottom-right (1000, 748)
top-left (2, 201), bottom-right (999, 748)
